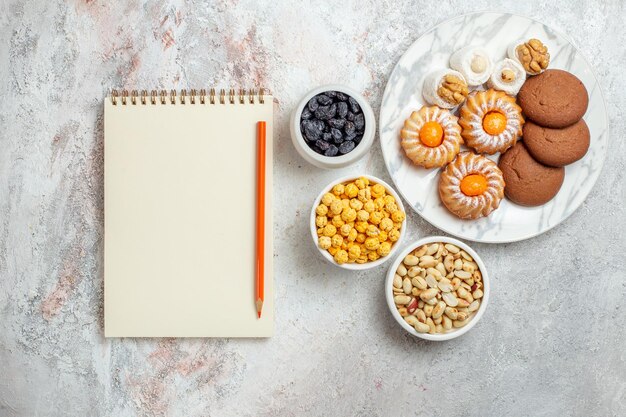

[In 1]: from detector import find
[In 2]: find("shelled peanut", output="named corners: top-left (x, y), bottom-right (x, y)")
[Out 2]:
top-left (392, 243), bottom-right (484, 334)
top-left (316, 177), bottom-right (406, 265)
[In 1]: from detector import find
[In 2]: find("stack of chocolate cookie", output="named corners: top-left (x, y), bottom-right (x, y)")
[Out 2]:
top-left (498, 69), bottom-right (589, 206)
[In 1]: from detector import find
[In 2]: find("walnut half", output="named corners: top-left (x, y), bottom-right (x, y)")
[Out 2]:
top-left (437, 74), bottom-right (469, 106)
top-left (516, 39), bottom-right (550, 75)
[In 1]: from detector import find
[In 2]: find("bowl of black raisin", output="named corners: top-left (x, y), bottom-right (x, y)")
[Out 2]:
top-left (291, 85), bottom-right (375, 169)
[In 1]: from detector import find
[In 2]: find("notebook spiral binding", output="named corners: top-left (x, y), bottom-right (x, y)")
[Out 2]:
top-left (110, 88), bottom-right (268, 106)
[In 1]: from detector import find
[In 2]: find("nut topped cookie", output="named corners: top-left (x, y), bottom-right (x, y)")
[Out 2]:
top-left (508, 38), bottom-right (550, 75)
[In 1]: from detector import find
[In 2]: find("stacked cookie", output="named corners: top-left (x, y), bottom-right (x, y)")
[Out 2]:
top-left (498, 69), bottom-right (590, 206)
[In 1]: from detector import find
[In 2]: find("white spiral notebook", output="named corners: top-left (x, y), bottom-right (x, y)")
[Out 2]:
top-left (104, 89), bottom-right (274, 337)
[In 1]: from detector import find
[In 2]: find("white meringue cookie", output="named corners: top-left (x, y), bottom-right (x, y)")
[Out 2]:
top-left (487, 59), bottom-right (526, 96)
top-left (422, 69), bottom-right (467, 109)
top-left (449, 46), bottom-right (493, 86)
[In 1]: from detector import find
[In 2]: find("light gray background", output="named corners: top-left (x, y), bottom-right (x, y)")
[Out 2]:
top-left (1, 1), bottom-right (624, 416)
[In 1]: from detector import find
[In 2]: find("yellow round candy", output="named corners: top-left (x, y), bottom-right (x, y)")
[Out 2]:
top-left (385, 202), bottom-right (398, 214)
top-left (374, 198), bottom-right (385, 210)
top-left (379, 217), bottom-right (394, 232)
top-left (369, 211), bottom-right (383, 225)
top-left (322, 224), bottom-right (337, 237)
top-left (345, 183), bottom-right (359, 198)
top-left (378, 231), bottom-right (388, 242)
top-left (332, 184), bottom-right (345, 196)
top-left (357, 188), bottom-right (371, 202)
top-left (368, 251), bottom-right (380, 261)
top-left (349, 198), bottom-right (363, 210)
top-left (384, 195), bottom-right (396, 205)
top-left (316, 204), bottom-right (328, 216)
top-left (330, 200), bottom-right (343, 215)
top-left (355, 221), bottom-right (368, 233)
top-left (317, 228), bottom-right (324, 236)
top-left (348, 245), bottom-right (361, 259)
top-left (340, 223), bottom-right (352, 237)
top-left (331, 234), bottom-right (343, 248)
top-left (363, 200), bottom-right (376, 213)
top-left (391, 210), bottom-right (406, 223)
top-left (328, 246), bottom-right (339, 256)
top-left (321, 193), bottom-right (335, 206)
top-left (341, 208), bottom-right (357, 222)
top-left (377, 241), bottom-right (392, 257)
top-left (356, 233), bottom-right (366, 243)
top-left (315, 216), bottom-right (328, 228)
top-left (331, 215), bottom-right (344, 228)
top-left (364, 237), bottom-right (380, 251)
top-left (371, 183), bottom-right (386, 198)
top-left (341, 199), bottom-right (350, 209)
top-left (366, 224), bottom-right (380, 237)
top-left (334, 249), bottom-right (349, 264)
top-left (347, 228), bottom-right (358, 242)
top-left (388, 228), bottom-right (400, 242)
top-left (356, 210), bottom-right (370, 222)
top-left (318, 236), bottom-right (332, 250)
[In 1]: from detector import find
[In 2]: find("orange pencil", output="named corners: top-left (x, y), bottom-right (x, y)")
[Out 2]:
top-left (256, 121), bottom-right (266, 319)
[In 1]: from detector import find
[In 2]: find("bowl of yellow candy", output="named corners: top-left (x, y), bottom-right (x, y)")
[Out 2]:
top-left (310, 175), bottom-right (408, 270)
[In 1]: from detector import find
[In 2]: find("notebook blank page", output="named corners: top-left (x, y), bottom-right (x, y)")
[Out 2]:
top-left (104, 97), bottom-right (273, 337)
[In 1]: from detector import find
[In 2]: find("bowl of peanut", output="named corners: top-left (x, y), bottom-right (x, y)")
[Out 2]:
top-left (385, 236), bottom-right (489, 340)
top-left (311, 175), bottom-right (407, 270)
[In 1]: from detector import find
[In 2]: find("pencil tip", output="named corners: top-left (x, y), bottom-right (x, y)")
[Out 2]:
top-left (257, 311), bottom-right (262, 319)
top-left (256, 298), bottom-right (263, 319)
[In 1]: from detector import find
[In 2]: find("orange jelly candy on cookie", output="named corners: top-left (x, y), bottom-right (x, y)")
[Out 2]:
top-left (482, 111), bottom-right (507, 136)
top-left (460, 174), bottom-right (488, 196)
top-left (419, 121), bottom-right (444, 147)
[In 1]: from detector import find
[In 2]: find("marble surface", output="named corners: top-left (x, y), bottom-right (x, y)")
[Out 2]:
top-left (1, 1), bottom-right (625, 416)
top-left (380, 12), bottom-right (609, 242)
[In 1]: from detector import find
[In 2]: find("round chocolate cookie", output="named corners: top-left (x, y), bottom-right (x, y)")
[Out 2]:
top-left (523, 119), bottom-right (590, 167)
top-left (498, 141), bottom-right (565, 206)
top-left (518, 69), bottom-right (588, 128)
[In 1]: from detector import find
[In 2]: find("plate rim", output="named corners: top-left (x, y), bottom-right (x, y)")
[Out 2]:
top-left (378, 10), bottom-right (610, 244)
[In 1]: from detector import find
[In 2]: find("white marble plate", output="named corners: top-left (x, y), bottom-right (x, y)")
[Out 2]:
top-left (379, 12), bottom-right (608, 243)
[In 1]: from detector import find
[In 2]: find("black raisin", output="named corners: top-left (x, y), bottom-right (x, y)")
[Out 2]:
top-left (301, 120), bottom-right (321, 141)
top-left (344, 121), bottom-right (355, 135)
top-left (345, 132), bottom-right (357, 142)
top-left (324, 145), bottom-right (339, 157)
top-left (336, 92), bottom-right (348, 101)
top-left (328, 118), bottom-right (346, 129)
top-left (315, 106), bottom-right (332, 120)
top-left (325, 91), bottom-right (337, 98)
top-left (328, 103), bottom-right (337, 119)
top-left (313, 119), bottom-right (325, 132)
top-left (315, 140), bottom-right (331, 151)
top-left (354, 113), bottom-right (365, 130)
top-left (331, 128), bottom-right (343, 143)
top-left (346, 112), bottom-right (355, 121)
top-left (337, 102), bottom-right (348, 118)
top-left (348, 97), bottom-right (360, 113)
top-left (323, 132), bottom-right (332, 141)
top-left (339, 140), bottom-right (356, 154)
top-left (308, 97), bottom-right (319, 112)
top-left (301, 108), bottom-right (312, 120)
top-left (317, 94), bottom-right (332, 106)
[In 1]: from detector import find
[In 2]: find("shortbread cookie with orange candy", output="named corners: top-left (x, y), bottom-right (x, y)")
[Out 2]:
top-left (459, 89), bottom-right (524, 155)
top-left (400, 106), bottom-right (462, 169)
top-left (438, 152), bottom-right (505, 220)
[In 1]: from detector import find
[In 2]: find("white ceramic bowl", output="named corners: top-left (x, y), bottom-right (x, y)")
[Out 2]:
top-left (310, 175), bottom-right (407, 270)
top-left (291, 84), bottom-right (376, 169)
top-left (385, 236), bottom-right (490, 341)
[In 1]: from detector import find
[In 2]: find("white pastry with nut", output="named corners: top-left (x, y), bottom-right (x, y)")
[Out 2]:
top-left (449, 46), bottom-right (493, 86)
top-left (487, 58), bottom-right (526, 95)
top-left (507, 38), bottom-right (550, 75)
top-left (422, 69), bottom-right (469, 109)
